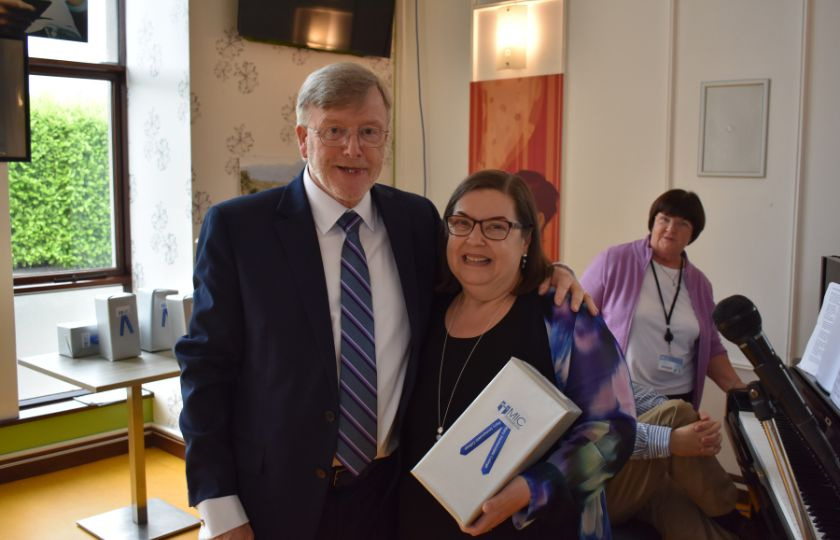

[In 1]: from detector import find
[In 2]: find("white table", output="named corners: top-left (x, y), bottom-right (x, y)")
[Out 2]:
top-left (19, 350), bottom-right (200, 539)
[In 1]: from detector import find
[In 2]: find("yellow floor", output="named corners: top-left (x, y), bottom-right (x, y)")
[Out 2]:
top-left (0, 448), bottom-right (199, 539)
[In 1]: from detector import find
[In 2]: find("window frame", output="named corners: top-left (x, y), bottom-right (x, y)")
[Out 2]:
top-left (12, 4), bottom-right (130, 295)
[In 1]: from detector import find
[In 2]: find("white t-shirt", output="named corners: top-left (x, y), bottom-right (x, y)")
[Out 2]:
top-left (625, 261), bottom-right (699, 395)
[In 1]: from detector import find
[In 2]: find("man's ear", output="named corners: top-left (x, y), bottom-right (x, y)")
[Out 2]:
top-left (295, 125), bottom-right (308, 159)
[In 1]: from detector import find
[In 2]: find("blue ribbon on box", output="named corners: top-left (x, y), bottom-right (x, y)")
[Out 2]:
top-left (119, 314), bottom-right (134, 336)
top-left (460, 419), bottom-right (511, 475)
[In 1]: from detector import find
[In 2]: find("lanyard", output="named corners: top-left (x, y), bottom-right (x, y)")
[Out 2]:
top-left (650, 258), bottom-right (683, 350)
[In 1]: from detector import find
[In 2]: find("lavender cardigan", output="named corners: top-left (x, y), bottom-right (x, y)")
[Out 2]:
top-left (580, 237), bottom-right (726, 409)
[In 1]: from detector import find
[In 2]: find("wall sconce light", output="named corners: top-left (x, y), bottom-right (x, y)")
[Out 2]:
top-left (496, 4), bottom-right (527, 70)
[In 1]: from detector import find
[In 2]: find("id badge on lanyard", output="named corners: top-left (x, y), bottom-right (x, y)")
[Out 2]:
top-left (658, 354), bottom-right (685, 374)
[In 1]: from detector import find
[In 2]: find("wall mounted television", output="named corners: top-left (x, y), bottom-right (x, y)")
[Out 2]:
top-left (237, 0), bottom-right (395, 58)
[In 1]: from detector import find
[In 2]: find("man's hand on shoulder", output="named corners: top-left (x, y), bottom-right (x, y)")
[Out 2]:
top-left (0, 0), bottom-right (37, 33)
top-left (538, 263), bottom-right (598, 315)
top-left (670, 411), bottom-right (722, 457)
top-left (210, 523), bottom-right (254, 540)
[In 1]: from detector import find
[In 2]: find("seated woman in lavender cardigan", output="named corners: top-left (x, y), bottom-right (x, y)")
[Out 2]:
top-left (580, 189), bottom-right (744, 407)
top-left (581, 189), bottom-right (749, 539)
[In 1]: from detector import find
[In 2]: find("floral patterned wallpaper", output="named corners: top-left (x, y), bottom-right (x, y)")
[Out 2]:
top-left (126, 0), bottom-right (193, 431)
top-left (133, 0), bottom-right (395, 434)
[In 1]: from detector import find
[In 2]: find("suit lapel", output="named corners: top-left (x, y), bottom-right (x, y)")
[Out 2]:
top-left (274, 175), bottom-right (338, 392)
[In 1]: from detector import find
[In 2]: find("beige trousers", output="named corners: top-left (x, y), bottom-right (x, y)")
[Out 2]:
top-left (606, 399), bottom-right (738, 540)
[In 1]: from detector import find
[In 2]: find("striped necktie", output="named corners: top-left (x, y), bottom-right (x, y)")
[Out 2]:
top-left (336, 211), bottom-right (377, 475)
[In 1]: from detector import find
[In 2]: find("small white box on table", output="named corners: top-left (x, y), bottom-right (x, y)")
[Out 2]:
top-left (411, 357), bottom-right (581, 528)
top-left (137, 288), bottom-right (178, 352)
top-left (57, 321), bottom-right (99, 358)
top-left (95, 292), bottom-right (141, 361)
top-left (165, 292), bottom-right (193, 343)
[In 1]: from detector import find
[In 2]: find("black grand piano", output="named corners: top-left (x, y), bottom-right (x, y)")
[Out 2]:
top-left (726, 368), bottom-right (840, 539)
top-left (719, 259), bottom-right (840, 540)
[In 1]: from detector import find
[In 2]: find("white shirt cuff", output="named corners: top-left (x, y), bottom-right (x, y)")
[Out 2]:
top-left (196, 495), bottom-right (249, 539)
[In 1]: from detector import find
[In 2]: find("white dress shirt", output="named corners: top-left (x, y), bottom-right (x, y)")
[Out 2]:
top-left (196, 167), bottom-right (411, 538)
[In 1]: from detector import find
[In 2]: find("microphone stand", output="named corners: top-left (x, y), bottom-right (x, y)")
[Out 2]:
top-left (747, 381), bottom-right (817, 540)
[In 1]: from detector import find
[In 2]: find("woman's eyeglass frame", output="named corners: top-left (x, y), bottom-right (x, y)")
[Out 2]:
top-left (444, 214), bottom-right (530, 241)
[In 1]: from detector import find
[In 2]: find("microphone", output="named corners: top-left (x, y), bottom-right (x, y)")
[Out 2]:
top-left (713, 294), bottom-right (840, 490)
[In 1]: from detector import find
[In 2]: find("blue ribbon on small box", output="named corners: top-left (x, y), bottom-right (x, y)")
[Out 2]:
top-left (460, 419), bottom-right (511, 475)
top-left (119, 314), bottom-right (134, 336)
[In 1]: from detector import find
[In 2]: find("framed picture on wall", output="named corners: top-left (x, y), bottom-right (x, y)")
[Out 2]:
top-left (0, 36), bottom-right (31, 162)
top-left (698, 79), bottom-right (769, 178)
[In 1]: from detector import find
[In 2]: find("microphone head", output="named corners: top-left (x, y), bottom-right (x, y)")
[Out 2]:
top-left (713, 295), bottom-right (762, 344)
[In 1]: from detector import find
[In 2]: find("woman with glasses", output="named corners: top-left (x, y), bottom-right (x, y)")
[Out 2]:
top-left (581, 189), bottom-right (748, 539)
top-left (397, 170), bottom-right (636, 539)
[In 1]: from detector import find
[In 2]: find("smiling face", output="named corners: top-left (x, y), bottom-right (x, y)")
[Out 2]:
top-left (295, 86), bottom-right (388, 208)
top-left (446, 189), bottom-right (531, 299)
top-left (649, 212), bottom-right (693, 266)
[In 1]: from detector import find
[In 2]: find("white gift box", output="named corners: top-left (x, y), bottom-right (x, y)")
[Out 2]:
top-left (165, 293), bottom-right (193, 344)
top-left (138, 288), bottom-right (179, 352)
top-left (95, 293), bottom-right (141, 361)
top-left (57, 321), bottom-right (99, 358)
top-left (411, 357), bottom-right (581, 528)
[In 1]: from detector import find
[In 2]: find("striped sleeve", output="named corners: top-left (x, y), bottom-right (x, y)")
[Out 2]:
top-left (633, 423), bottom-right (671, 459)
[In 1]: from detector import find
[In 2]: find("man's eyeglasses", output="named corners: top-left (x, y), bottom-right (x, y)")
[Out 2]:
top-left (307, 125), bottom-right (388, 148)
top-left (445, 214), bottom-right (529, 241)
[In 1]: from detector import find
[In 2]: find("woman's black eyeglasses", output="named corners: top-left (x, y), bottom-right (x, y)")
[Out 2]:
top-left (444, 214), bottom-right (529, 241)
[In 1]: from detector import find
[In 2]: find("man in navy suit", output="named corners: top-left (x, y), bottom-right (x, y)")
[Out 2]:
top-left (176, 62), bottom-right (586, 540)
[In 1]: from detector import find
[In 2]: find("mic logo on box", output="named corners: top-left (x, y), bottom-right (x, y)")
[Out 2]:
top-left (497, 400), bottom-right (527, 429)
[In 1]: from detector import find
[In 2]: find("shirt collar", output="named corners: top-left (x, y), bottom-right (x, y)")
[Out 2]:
top-left (303, 165), bottom-right (376, 235)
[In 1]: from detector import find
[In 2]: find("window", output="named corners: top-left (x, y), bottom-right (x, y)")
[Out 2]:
top-left (10, 1), bottom-right (127, 406)
top-left (8, 0), bottom-right (128, 294)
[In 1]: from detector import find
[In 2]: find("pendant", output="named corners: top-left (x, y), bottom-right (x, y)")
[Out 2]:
top-left (664, 328), bottom-right (674, 343)
top-left (436, 426), bottom-right (443, 440)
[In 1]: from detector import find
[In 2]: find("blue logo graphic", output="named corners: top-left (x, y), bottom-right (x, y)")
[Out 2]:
top-left (460, 419), bottom-right (510, 475)
top-left (497, 400), bottom-right (527, 429)
top-left (119, 314), bottom-right (134, 336)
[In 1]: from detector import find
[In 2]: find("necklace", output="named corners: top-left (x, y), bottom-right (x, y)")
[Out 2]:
top-left (656, 262), bottom-right (680, 287)
top-left (436, 294), bottom-right (510, 440)
top-left (650, 257), bottom-right (684, 348)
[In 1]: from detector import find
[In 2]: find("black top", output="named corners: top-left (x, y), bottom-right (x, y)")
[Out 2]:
top-left (397, 291), bottom-right (578, 539)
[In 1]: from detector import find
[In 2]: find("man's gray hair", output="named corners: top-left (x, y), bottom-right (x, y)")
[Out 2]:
top-left (296, 62), bottom-right (392, 126)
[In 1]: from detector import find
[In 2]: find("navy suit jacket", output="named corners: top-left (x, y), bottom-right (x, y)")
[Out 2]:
top-left (176, 173), bottom-right (439, 538)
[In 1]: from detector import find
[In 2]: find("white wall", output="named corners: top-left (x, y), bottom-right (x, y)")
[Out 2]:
top-left (562, 0), bottom-right (671, 269)
top-left (671, 1), bottom-right (803, 359)
top-left (0, 165), bottom-right (18, 421)
top-left (792, 0), bottom-right (840, 354)
top-left (393, 0), bottom-right (471, 210)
